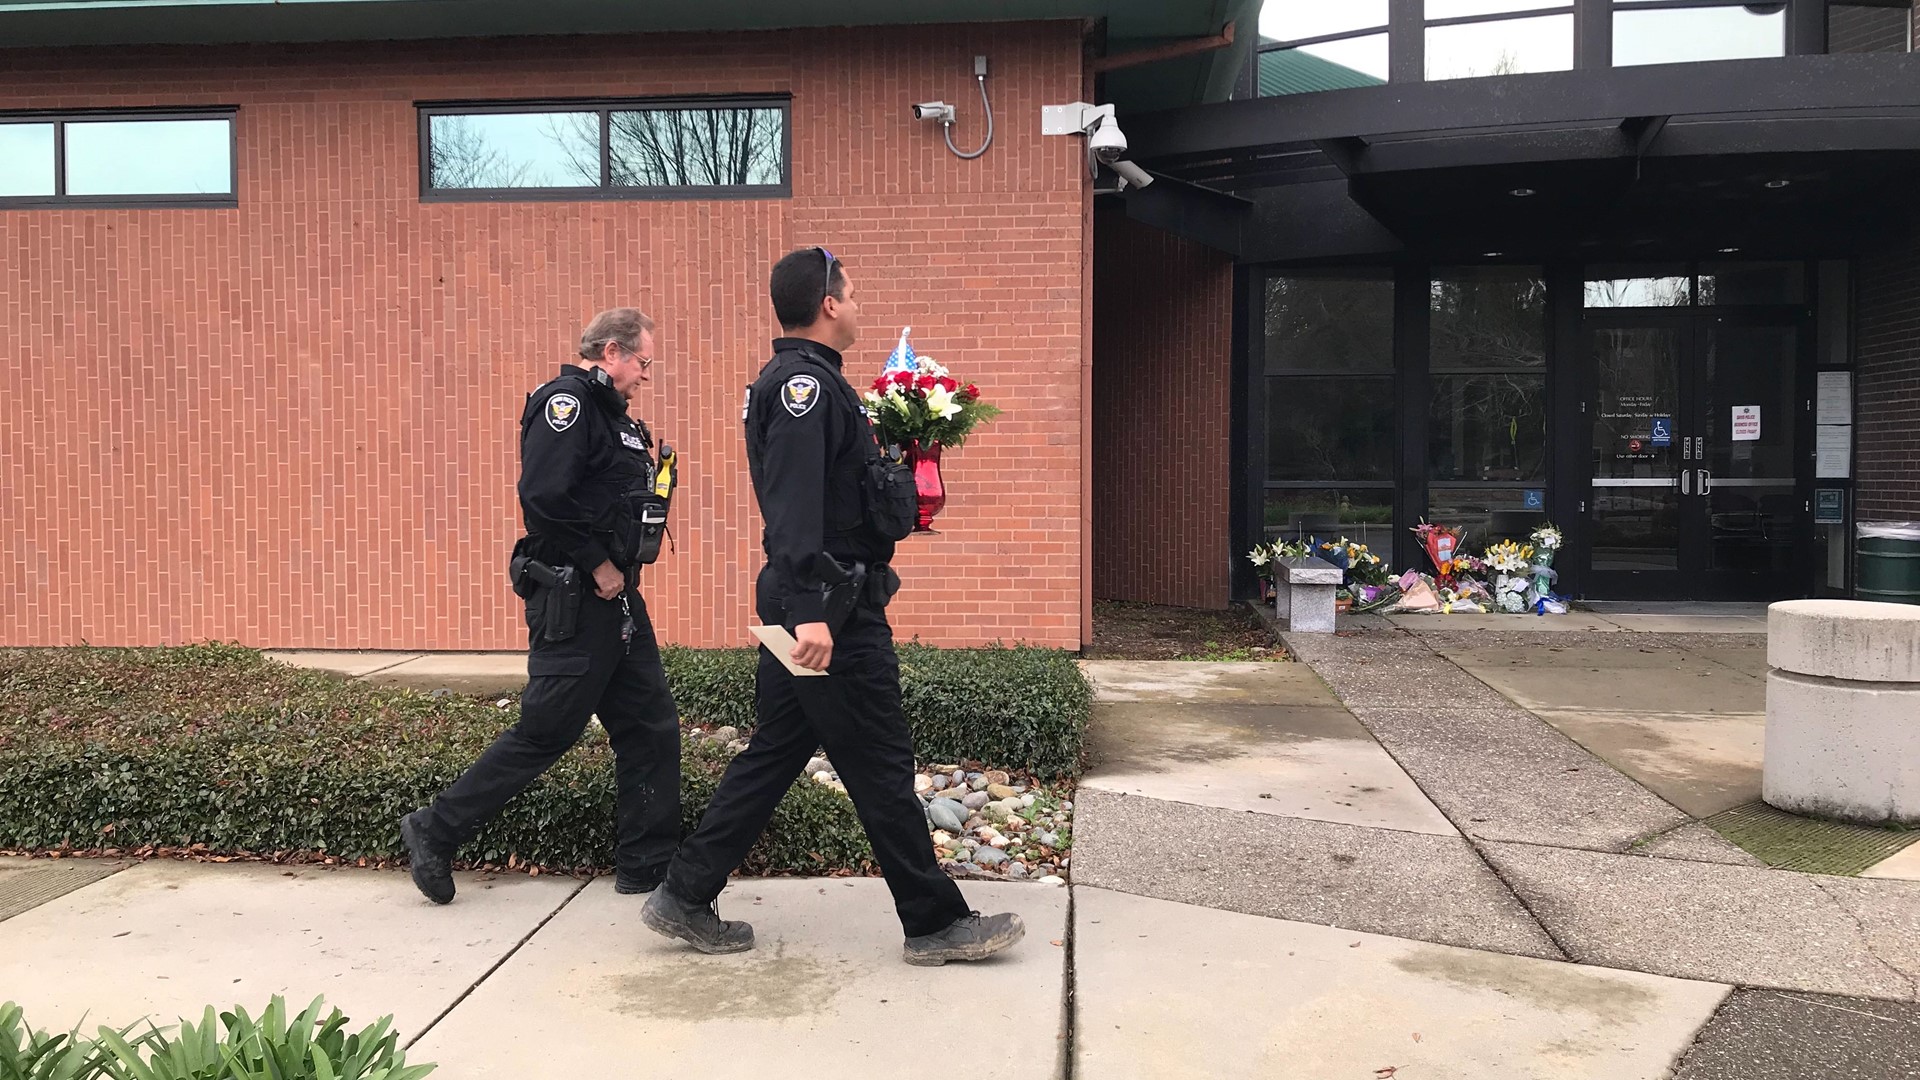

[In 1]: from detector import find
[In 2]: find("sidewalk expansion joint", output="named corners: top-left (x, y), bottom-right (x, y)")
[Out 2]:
top-left (1811, 877), bottom-right (1920, 1000)
top-left (1059, 885), bottom-right (1079, 1080)
top-left (403, 875), bottom-right (592, 1051)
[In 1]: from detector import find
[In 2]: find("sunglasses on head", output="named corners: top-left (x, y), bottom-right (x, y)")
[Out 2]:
top-left (817, 246), bottom-right (838, 301)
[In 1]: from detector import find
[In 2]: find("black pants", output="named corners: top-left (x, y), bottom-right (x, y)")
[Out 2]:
top-left (419, 586), bottom-right (681, 879)
top-left (664, 572), bottom-right (970, 938)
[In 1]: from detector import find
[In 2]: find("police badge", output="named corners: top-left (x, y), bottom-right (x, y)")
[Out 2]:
top-left (782, 375), bottom-right (820, 417)
top-left (546, 393), bottom-right (581, 432)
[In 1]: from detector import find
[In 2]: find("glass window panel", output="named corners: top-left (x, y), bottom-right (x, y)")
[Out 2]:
top-left (1614, 7), bottom-right (1785, 67)
top-left (1584, 268), bottom-right (1692, 308)
top-left (610, 107), bottom-right (785, 187)
top-left (1264, 488), bottom-right (1396, 553)
top-left (1273, 34), bottom-right (1392, 87)
top-left (1427, 14), bottom-right (1573, 79)
top-left (426, 112), bottom-right (600, 189)
top-left (1431, 267), bottom-right (1546, 371)
top-left (1696, 262), bottom-right (1805, 306)
top-left (1426, 486), bottom-right (1550, 546)
top-left (0, 123), bottom-right (55, 197)
top-left (1591, 488), bottom-right (1680, 570)
top-left (64, 119), bottom-right (231, 196)
top-left (1429, 373), bottom-right (1548, 482)
top-left (1829, 4), bottom-right (1911, 54)
top-left (1261, 1), bottom-right (1390, 42)
top-left (1428, 1), bottom-right (1570, 19)
top-left (1264, 275), bottom-right (1394, 372)
top-left (1266, 377), bottom-right (1396, 482)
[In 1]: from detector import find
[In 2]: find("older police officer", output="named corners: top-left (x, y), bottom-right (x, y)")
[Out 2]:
top-left (401, 308), bottom-right (680, 903)
top-left (641, 249), bottom-right (1023, 966)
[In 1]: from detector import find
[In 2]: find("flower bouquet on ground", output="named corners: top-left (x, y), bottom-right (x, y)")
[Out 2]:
top-left (1411, 520), bottom-right (1464, 587)
top-left (1527, 523), bottom-right (1569, 614)
top-left (862, 328), bottom-right (1001, 532)
top-left (1247, 540), bottom-right (1312, 603)
top-left (1315, 537), bottom-right (1400, 613)
top-left (1485, 539), bottom-right (1535, 614)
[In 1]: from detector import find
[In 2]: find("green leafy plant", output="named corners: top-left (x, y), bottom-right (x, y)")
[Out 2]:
top-left (0, 643), bottom-right (1088, 873)
top-left (1, 1002), bottom-right (142, 1080)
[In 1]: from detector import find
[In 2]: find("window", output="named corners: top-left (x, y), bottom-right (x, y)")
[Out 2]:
top-left (1614, 2), bottom-right (1786, 67)
top-left (1585, 263), bottom-right (1807, 308)
top-left (1262, 273), bottom-right (1398, 547)
top-left (421, 98), bottom-right (790, 200)
top-left (0, 112), bottom-right (235, 207)
top-left (1257, 2), bottom-right (1391, 96)
top-left (1429, 268), bottom-right (1549, 537)
top-left (1425, 4), bottom-right (1575, 81)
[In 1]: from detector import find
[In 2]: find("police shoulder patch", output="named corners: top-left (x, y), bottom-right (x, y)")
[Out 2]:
top-left (781, 374), bottom-right (820, 417)
top-left (546, 393), bottom-right (581, 432)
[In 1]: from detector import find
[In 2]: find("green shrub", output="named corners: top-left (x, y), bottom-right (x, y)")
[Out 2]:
top-left (1, 996), bottom-right (436, 1080)
top-left (0, 646), bottom-right (870, 872)
top-left (666, 643), bottom-right (1090, 779)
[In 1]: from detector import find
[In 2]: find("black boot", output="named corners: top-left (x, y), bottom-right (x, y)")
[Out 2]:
top-left (640, 886), bottom-right (755, 954)
top-left (903, 911), bottom-right (1025, 967)
top-left (399, 811), bottom-right (454, 905)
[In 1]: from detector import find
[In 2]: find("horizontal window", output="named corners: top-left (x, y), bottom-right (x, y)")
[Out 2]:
top-left (421, 98), bottom-right (790, 200)
top-left (0, 112), bottom-right (235, 207)
top-left (1614, 3), bottom-right (1785, 68)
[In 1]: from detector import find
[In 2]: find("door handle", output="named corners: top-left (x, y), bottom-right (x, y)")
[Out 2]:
top-left (1680, 470), bottom-right (1691, 496)
top-left (1699, 469), bottom-right (1713, 495)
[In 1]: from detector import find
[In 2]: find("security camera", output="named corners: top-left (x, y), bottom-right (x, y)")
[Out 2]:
top-left (1087, 116), bottom-right (1127, 162)
top-left (1109, 159), bottom-right (1154, 189)
top-left (912, 101), bottom-right (956, 123)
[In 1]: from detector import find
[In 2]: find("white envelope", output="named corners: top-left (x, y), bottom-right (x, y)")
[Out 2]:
top-left (749, 624), bottom-right (828, 676)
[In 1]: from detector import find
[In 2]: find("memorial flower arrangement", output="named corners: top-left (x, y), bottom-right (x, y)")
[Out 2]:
top-left (1486, 539), bottom-right (1535, 614)
top-left (862, 329), bottom-right (1003, 531)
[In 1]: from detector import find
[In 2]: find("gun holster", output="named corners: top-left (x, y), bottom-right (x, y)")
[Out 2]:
top-left (509, 554), bottom-right (583, 642)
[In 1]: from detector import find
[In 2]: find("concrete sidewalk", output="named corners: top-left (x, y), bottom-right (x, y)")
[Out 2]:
top-left (267, 651), bottom-right (530, 696)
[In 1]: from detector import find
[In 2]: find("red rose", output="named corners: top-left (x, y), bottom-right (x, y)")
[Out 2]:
top-left (892, 371), bottom-right (914, 386)
top-left (871, 377), bottom-right (890, 393)
top-left (915, 374), bottom-right (936, 390)
top-left (965, 383), bottom-right (980, 397)
top-left (936, 376), bottom-right (957, 392)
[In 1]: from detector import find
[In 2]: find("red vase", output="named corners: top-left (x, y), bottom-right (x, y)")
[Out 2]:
top-left (908, 440), bottom-right (945, 533)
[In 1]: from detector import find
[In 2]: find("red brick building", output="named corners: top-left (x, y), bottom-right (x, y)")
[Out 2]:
top-left (5, 1), bottom-right (1918, 651)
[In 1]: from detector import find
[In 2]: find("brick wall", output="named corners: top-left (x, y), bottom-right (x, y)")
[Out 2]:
top-left (0, 24), bottom-right (1092, 649)
top-left (1856, 239), bottom-right (1920, 520)
top-left (1089, 210), bottom-right (1234, 608)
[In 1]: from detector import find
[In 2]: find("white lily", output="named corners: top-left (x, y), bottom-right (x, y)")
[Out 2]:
top-left (1248, 547), bottom-right (1271, 566)
top-left (925, 384), bottom-right (963, 420)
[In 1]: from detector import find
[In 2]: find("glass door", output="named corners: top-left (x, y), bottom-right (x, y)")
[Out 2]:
top-left (1586, 320), bottom-right (1688, 596)
top-left (1582, 313), bottom-right (1806, 599)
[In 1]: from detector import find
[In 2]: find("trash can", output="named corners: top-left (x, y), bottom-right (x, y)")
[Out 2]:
top-left (1857, 522), bottom-right (1920, 606)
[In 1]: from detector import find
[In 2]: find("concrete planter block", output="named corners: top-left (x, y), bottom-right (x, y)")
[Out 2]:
top-left (1764, 669), bottom-right (1920, 825)
top-left (1275, 557), bottom-right (1343, 634)
top-left (1767, 599), bottom-right (1920, 683)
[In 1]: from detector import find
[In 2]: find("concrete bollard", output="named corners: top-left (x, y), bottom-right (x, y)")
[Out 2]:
top-left (1763, 599), bottom-right (1920, 825)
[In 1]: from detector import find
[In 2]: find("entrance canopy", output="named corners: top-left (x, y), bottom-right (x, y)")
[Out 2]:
top-left (1123, 54), bottom-right (1920, 263)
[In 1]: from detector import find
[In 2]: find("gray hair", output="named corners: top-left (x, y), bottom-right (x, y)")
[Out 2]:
top-left (578, 308), bottom-right (655, 359)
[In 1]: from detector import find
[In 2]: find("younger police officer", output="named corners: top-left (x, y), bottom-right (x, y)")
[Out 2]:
top-left (641, 249), bottom-right (1024, 966)
top-left (401, 308), bottom-right (681, 904)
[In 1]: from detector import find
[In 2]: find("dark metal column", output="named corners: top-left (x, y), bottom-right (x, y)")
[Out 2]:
top-left (1390, 0), bottom-right (1424, 83)
top-left (1231, 264), bottom-right (1259, 600)
top-left (1575, 0), bottom-right (1613, 69)
top-left (1788, 0), bottom-right (1830, 56)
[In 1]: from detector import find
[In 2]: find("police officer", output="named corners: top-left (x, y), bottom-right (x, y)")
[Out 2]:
top-left (400, 308), bottom-right (681, 904)
top-left (641, 248), bottom-right (1023, 966)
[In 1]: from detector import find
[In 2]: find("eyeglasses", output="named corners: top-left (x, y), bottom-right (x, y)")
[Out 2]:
top-left (605, 340), bottom-right (653, 373)
top-left (817, 246), bottom-right (838, 303)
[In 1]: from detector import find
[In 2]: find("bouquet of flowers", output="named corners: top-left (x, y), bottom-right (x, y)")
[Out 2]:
top-left (1247, 539), bottom-right (1312, 600)
top-left (862, 328), bottom-right (1000, 450)
top-left (1412, 520), bottom-right (1464, 586)
top-left (1315, 537), bottom-right (1399, 611)
top-left (1527, 522), bottom-right (1567, 614)
top-left (1485, 539), bottom-right (1535, 613)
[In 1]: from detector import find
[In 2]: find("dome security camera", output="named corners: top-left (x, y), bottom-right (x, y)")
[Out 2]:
top-left (1087, 116), bottom-right (1127, 162)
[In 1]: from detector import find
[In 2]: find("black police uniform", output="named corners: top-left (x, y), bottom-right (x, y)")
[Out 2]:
top-left (663, 338), bottom-right (970, 938)
top-left (415, 364), bottom-right (681, 887)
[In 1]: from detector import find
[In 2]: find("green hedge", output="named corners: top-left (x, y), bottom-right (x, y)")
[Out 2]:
top-left (0, 641), bottom-right (1089, 869)
top-left (0, 645), bottom-right (870, 871)
top-left (664, 643), bottom-right (1090, 778)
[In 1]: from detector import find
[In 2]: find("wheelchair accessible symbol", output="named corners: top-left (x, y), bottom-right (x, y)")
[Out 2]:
top-left (1650, 417), bottom-right (1672, 447)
